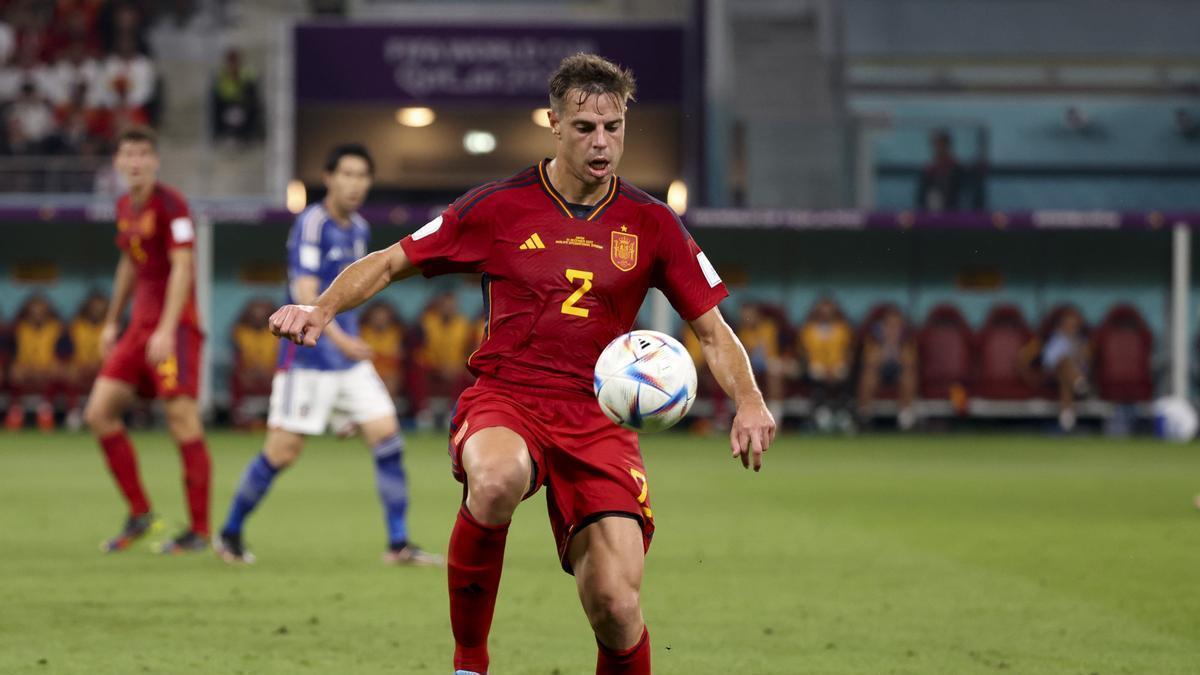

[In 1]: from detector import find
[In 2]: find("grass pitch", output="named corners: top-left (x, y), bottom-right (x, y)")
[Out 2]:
top-left (2, 430), bottom-right (1199, 674)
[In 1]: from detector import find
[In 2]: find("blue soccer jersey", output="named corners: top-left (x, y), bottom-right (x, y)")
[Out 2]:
top-left (278, 203), bottom-right (369, 371)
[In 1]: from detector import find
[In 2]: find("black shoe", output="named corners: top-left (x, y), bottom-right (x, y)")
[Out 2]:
top-left (155, 529), bottom-right (210, 555)
top-left (215, 531), bottom-right (256, 564)
top-left (100, 512), bottom-right (163, 553)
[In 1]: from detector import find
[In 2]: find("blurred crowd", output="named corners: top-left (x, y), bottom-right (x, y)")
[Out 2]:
top-left (0, 0), bottom-right (160, 159)
top-left (0, 291), bottom-right (1155, 434)
top-left (0, 0), bottom-right (260, 166)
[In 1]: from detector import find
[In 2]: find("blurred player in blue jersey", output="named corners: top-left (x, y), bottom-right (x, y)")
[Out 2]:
top-left (215, 144), bottom-right (443, 566)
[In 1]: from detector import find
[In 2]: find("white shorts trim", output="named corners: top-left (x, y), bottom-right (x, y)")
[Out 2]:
top-left (267, 361), bottom-right (396, 436)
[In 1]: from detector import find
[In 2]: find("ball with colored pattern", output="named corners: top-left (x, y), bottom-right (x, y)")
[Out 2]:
top-left (594, 330), bottom-right (697, 433)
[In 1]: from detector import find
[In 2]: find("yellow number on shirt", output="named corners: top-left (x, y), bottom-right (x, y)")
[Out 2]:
top-left (561, 268), bottom-right (593, 318)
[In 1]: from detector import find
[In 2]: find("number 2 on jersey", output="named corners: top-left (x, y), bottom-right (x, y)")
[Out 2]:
top-left (561, 268), bottom-right (593, 318)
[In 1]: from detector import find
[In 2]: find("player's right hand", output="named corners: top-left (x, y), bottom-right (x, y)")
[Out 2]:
top-left (99, 321), bottom-right (119, 359)
top-left (269, 304), bottom-right (329, 347)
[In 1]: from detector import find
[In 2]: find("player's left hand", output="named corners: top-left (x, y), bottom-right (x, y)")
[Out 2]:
top-left (730, 398), bottom-right (775, 472)
top-left (145, 327), bottom-right (176, 366)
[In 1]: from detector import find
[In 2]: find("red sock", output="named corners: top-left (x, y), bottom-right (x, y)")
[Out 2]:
top-left (99, 430), bottom-right (151, 516)
top-left (178, 438), bottom-right (211, 536)
top-left (597, 627), bottom-right (651, 675)
top-left (448, 504), bottom-right (509, 673)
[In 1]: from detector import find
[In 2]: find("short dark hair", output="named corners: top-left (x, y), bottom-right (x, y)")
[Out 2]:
top-left (548, 53), bottom-right (637, 112)
top-left (116, 124), bottom-right (158, 150)
top-left (324, 143), bottom-right (374, 175)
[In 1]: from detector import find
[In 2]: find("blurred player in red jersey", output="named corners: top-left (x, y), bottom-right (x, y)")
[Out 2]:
top-left (86, 126), bottom-right (212, 555)
top-left (270, 54), bottom-right (775, 674)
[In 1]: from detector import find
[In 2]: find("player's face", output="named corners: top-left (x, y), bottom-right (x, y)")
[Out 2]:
top-left (324, 155), bottom-right (372, 214)
top-left (549, 90), bottom-right (626, 187)
top-left (113, 140), bottom-right (159, 191)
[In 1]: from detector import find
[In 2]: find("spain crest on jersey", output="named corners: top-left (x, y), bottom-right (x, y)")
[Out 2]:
top-left (610, 230), bottom-right (638, 272)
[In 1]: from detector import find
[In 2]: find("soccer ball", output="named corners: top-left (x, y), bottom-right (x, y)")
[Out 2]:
top-left (594, 330), bottom-right (697, 433)
top-left (1153, 396), bottom-right (1198, 442)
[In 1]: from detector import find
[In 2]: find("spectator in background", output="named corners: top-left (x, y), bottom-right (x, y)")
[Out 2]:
top-left (93, 33), bottom-right (153, 112)
top-left (96, 0), bottom-right (150, 57)
top-left (916, 128), bottom-right (969, 211)
top-left (359, 301), bottom-right (405, 400)
top-left (63, 291), bottom-right (107, 430)
top-left (736, 303), bottom-right (785, 426)
top-left (45, 0), bottom-right (103, 62)
top-left (43, 35), bottom-right (99, 111)
top-left (210, 48), bottom-right (261, 145)
top-left (858, 307), bottom-right (918, 430)
top-left (798, 297), bottom-right (853, 433)
top-left (1041, 307), bottom-right (1090, 432)
top-left (414, 291), bottom-right (473, 428)
top-left (5, 295), bottom-right (64, 431)
top-left (6, 81), bottom-right (55, 153)
top-left (230, 299), bottom-right (277, 428)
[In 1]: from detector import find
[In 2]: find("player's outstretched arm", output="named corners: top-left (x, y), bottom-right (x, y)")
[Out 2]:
top-left (270, 241), bottom-right (419, 346)
top-left (689, 307), bottom-right (777, 471)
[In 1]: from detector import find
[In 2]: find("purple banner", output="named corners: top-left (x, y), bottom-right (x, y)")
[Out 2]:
top-left (294, 23), bottom-right (685, 105)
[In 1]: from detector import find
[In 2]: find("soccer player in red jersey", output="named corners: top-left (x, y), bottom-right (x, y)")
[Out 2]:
top-left (270, 54), bottom-right (775, 674)
top-left (86, 125), bottom-right (212, 554)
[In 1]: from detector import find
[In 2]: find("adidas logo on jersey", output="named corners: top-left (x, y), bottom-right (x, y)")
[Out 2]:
top-left (519, 233), bottom-right (546, 250)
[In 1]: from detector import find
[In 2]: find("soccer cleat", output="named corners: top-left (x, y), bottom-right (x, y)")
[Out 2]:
top-left (382, 543), bottom-right (445, 567)
top-left (101, 512), bottom-right (162, 552)
top-left (214, 531), bottom-right (256, 564)
top-left (155, 530), bottom-right (210, 555)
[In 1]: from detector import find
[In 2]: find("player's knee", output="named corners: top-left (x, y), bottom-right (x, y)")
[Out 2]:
top-left (84, 399), bottom-right (119, 435)
top-left (164, 407), bottom-right (202, 442)
top-left (585, 587), bottom-right (642, 633)
top-left (465, 469), bottom-right (525, 521)
top-left (264, 431), bottom-right (304, 468)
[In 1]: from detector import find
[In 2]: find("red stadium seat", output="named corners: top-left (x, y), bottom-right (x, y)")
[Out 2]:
top-left (975, 304), bottom-right (1037, 399)
top-left (917, 304), bottom-right (973, 399)
top-left (1092, 304), bottom-right (1153, 402)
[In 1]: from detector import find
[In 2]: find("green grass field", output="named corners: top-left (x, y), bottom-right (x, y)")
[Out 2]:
top-left (2, 430), bottom-right (1200, 674)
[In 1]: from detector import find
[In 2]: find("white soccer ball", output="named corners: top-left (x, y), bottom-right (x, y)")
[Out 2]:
top-left (1153, 396), bottom-right (1198, 443)
top-left (594, 330), bottom-right (697, 433)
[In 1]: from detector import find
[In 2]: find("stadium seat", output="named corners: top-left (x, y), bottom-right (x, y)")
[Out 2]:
top-left (855, 302), bottom-right (906, 400)
top-left (917, 303), bottom-right (973, 399)
top-left (1093, 304), bottom-right (1153, 402)
top-left (974, 304), bottom-right (1037, 399)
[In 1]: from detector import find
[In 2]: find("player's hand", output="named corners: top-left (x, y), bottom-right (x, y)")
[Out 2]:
top-left (730, 397), bottom-right (776, 472)
top-left (332, 333), bottom-right (374, 361)
top-left (145, 327), bottom-right (175, 366)
top-left (269, 304), bottom-right (330, 347)
top-left (99, 321), bottom-right (119, 359)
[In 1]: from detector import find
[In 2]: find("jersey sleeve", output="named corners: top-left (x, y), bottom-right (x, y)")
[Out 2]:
top-left (287, 210), bottom-right (323, 277)
top-left (163, 194), bottom-right (195, 250)
top-left (399, 206), bottom-right (491, 277)
top-left (651, 207), bottom-right (729, 321)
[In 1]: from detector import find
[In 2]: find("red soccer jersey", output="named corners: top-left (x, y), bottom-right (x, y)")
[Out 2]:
top-left (114, 183), bottom-right (200, 329)
top-left (401, 160), bottom-right (729, 396)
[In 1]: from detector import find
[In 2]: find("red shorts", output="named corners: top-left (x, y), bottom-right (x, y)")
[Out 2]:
top-left (99, 323), bottom-right (204, 399)
top-left (448, 376), bottom-right (654, 574)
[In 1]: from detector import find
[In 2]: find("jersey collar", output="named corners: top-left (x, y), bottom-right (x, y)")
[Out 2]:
top-left (536, 158), bottom-right (618, 221)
